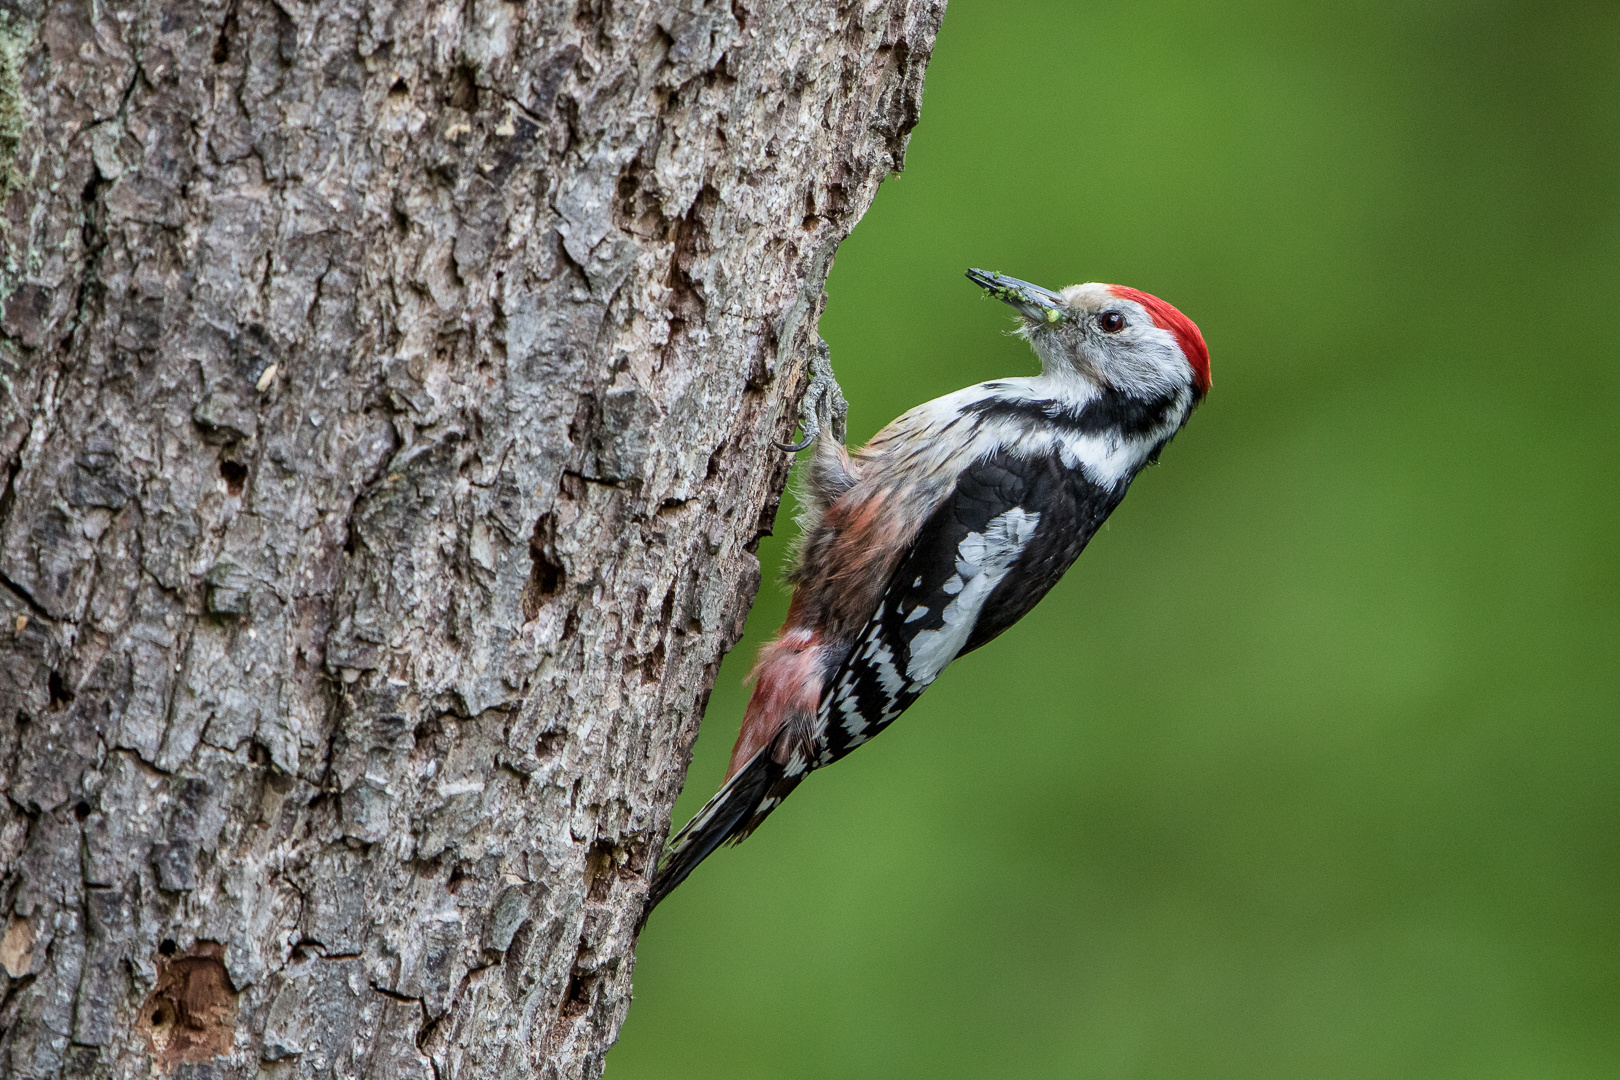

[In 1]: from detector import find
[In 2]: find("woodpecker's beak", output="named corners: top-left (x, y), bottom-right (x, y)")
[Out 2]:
top-left (966, 268), bottom-right (1067, 325)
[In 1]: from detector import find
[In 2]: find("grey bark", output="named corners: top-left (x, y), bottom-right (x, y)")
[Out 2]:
top-left (0, 0), bottom-right (943, 1076)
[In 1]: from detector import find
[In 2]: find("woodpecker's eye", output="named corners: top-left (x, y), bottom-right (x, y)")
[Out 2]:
top-left (1097, 311), bottom-right (1127, 333)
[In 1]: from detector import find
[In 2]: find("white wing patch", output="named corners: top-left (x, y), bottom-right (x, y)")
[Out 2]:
top-left (905, 507), bottom-right (1041, 685)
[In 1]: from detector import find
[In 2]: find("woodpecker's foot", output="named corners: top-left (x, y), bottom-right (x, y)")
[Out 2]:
top-left (776, 339), bottom-right (847, 452)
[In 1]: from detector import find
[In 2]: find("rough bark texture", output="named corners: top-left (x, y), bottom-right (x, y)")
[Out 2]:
top-left (0, 0), bottom-right (943, 1076)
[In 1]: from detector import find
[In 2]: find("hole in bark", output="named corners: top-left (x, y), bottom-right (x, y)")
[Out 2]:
top-left (706, 444), bottom-right (726, 480)
top-left (562, 968), bottom-right (599, 1017)
top-left (47, 671), bottom-right (73, 712)
top-left (535, 730), bottom-right (565, 758)
top-left (583, 840), bottom-right (617, 902)
top-left (389, 77), bottom-right (409, 96)
top-left (219, 459), bottom-right (247, 495)
top-left (413, 718), bottom-right (444, 750)
top-left (74, 801), bottom-right (92, 821)
top-left (447, 65), bottom-right (479, 111)
top-left (80, 172), bottom-right (109, 250)
top-left (640, 641), bottom-right (665, 684)
top-left (529, 550), bottom-right (562, 597)
top-left (824, 179), bottom-right (851, 221)
top-left (212, 6), bottom-right (235, 64)
top-left (138, 942), bottom-right (238, 1069)
top-left (159, 939), bottom-right (178, 955)
top-left (612, 152), bottom-right (656, 234)
top-left (521, 510), bottom-right (565, 621)
top-left (14, 711), bottom-right (29, 730)
top-left (289, 939), bottom-right (320, 963)
top-left (274, 6), bottom-right (297, 65)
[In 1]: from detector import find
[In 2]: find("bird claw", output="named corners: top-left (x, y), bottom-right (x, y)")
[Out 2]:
top-left (776, 339), bottom-right (847, 453)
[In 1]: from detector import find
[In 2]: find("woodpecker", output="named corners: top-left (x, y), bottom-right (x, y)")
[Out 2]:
top-left (644, 269), bottom-right (1211, 916)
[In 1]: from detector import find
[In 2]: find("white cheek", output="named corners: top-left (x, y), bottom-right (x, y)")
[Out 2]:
top-left (1104, 334), bottom-right (1190, 397)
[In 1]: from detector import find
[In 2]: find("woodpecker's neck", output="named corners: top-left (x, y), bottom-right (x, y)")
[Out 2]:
top-left (857, 372), bottom-right (1197, 503)
top-left (968, 375), bottom-right (1195, 489)
top-left (1024, 371), bottom-right (1103, 410)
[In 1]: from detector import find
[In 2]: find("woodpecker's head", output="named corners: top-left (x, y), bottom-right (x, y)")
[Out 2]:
top-left (967, 269), bottom-right (1211, 401)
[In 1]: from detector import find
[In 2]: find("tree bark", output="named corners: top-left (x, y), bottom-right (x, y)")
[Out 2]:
top-left (0, 0), bottom-right (943, 1075)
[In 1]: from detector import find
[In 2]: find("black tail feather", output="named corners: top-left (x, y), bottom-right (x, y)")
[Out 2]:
top-left (641, 749), bottom-right (793, 925)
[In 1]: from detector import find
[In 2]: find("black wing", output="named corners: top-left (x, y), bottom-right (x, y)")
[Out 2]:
top-left (815, 448), bottom-right (1125, 766)
top-left (959, 454), bottom-right (1126, 653)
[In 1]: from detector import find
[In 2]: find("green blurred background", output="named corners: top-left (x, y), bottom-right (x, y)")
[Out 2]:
top-left (612, 0), bottom-right (1620, 1076)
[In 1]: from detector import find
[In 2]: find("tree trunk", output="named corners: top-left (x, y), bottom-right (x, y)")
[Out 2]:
top-left (0, 0), bottom-right (943, 1075)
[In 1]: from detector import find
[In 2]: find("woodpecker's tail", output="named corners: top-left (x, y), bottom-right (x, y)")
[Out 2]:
top-left (641, 748), bottom-right (799, 923)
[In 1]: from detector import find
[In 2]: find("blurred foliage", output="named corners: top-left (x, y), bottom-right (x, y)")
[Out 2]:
top-left (610, 0), bottom-right (1620, 1076)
